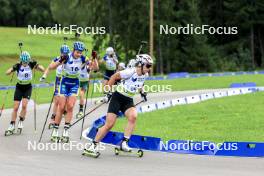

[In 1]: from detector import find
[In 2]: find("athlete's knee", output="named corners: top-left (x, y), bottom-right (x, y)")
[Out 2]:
top-left (66, 102), bottom-right (74, 112)
top-left (67, 106), bottom-right (74, 112)
top-left (128, 113), bottom-right (137, 124)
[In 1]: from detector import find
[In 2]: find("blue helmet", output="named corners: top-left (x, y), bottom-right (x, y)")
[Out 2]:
top-left (60, 45), bottom-right (70, 54)
top-left (20, 51), bottom-right (31, 63)
top-left (73, 41), bottom-right (85, 52)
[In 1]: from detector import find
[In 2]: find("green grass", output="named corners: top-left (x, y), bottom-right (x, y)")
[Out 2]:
top-left (145, 74), bottom-right (264, 91)
top-left (112, 92), bottom-right (264, 143)
top-left (0, 27), bottom-right (93, 58)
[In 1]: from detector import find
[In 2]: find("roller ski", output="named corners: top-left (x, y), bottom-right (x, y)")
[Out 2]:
top-left (114, 140), bottom-right (144, 158)
top-left (50, 127), bottom-right (60, 142)
top-left (60, 129), bottom-right (70, 143)
top-left (4, 123), bottom-right (15, 136)
top-left (17, 120), bottom-right (23, 134)
top-left (82, 142), bottom-right (100, 158)
top-left (75, 111), bottom-right (84, 119)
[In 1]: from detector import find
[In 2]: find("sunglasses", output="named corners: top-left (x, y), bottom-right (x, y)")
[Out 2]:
top-left (146, 64), bottom-right (152, 68)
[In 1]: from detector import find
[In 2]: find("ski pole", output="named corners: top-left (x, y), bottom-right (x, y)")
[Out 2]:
top-left (33, 68), bottom-right (38, 133)
top-left (137, 41), bottom-right (148, 55)
top-left (135, 100), bottom-right (145, 106)
top-left (69, 101), bottom-right (105, 130)
top-left (79, 73), bottom-right (92, 140)
top-left (38, 92), bottom-right (55, 142)
top-left (63, 37), bottom-right (68, 44)
top-left (0, 72), bottom-right (15, 118)
top-left (18, 42), bottom-right (23, 54)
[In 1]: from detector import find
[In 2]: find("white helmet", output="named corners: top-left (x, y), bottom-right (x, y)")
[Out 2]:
top-left (106, 47), bottom-right (114, 55)
top-left (136, 54), bottom-right (153, 65)
top-left (118, 62), bottom-right (126, 70)
top-left (127, 59), bottom-right (137, 68)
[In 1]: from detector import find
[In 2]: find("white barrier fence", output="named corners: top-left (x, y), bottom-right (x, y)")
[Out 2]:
top-left (139, 87), bottom-right (264, 113)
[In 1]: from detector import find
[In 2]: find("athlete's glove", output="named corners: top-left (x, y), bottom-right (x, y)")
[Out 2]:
top-left (103, 92), bottom-right (112, 103)
top-left (59, 55), bottom-right (68, 63)
top-left (92, 50), bottom-right (97, 59)
top-left (140, 91), bottom-right (147, 102)
top-left (39, 75), bottom-right (46, 82)
top-left (12, 64), bottom-right (19, 72)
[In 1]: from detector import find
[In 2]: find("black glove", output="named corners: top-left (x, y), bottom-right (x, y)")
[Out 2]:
top-left (92, 50), bottom-right (97, 58)
top-left (59, 55), bottom-right (68, 63)
top-left (103, 92), bottom-right (112, 103)
top-left (140, 91), bottom-right (147, 102)
top-left (12, 64), bottom-right (19, 72)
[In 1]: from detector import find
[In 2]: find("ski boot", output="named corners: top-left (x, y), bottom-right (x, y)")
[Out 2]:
top-left (120, 140), bottom-right (132, 152)
top-left (4, 123), bottom-right (15, 136)
top-left (48, 114), bottom-right (55, 129)
top-left (17, 120), bottom-right (23, 134)
top-left (50, 126), bottom-right (60, 142)
top-left (60, 123), bottom-right (70, 143)
top-left (75, 111), bottom-right (84, 119)
top-left (82, 142), bottom-right (100, 158)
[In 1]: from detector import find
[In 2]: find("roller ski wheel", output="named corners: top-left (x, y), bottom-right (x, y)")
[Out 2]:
top-left (82, 149), bottom-right (100, 158)
top-left (48, 123), bottom-right (53, 130)
top-left (51, 136), bottom-right (60, 143)
top-left (137, 149), bottom-right (144, 157)
top-left (4, 129), bottom-right (15, 136)
top-left (76, 111), bottom-right (84, 119)
top-left (60, 136), bottom-right (69, 143)
top-left (17, 128), bottom-right (22, 135)
top-left (114, 147), bottom-right (144, 158)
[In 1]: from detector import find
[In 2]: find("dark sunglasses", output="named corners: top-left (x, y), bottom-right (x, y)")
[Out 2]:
top-left (146, 64), bottom-right (152, 68)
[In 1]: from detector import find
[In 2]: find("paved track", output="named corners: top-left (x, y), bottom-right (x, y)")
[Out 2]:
top-left (0, 89), bottom-right (263, 176)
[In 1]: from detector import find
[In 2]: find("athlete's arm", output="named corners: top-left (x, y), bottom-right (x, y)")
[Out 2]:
top-left (36, 64), bottom-right (45, 72)
top-left (113, 54), bottom-right (118, 64)
top-left (106, 72), bottom-right (122, 92)
top-left (91, 58), bottom-right (99, 71)
top-left (42, 61), bottom-right (53, 78)
top-left (49, 61), bottom-right (61, 70)
top-left (6, 63), bottom-right (19, 75)
top-left (99, 55), bottom-right (107, 65)
top-left (6, 67), bottom-right (14, 75)
top-left (50, 55), bottom-right (67, 69)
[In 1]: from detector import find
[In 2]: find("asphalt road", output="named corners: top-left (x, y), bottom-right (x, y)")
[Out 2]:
top-left (0, 89), bottom-right (263, 176)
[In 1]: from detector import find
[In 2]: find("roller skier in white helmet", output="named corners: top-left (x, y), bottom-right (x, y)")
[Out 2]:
top-left (83, 54), bottom-right (153, 157)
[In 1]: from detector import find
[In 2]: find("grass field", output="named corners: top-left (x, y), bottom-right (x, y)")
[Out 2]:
top-left (112, 92), bottom-right (264, 143)
top-left (0, 27), bottom-right (93, 58)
